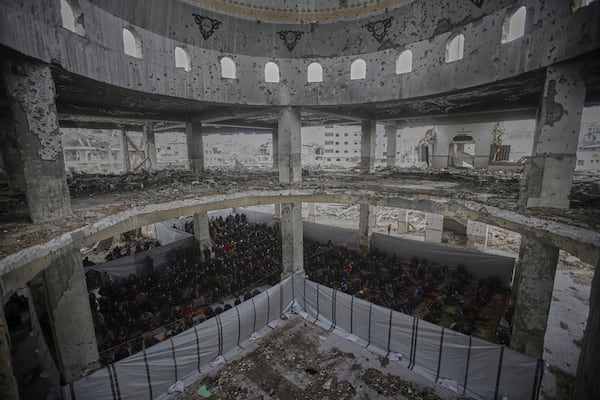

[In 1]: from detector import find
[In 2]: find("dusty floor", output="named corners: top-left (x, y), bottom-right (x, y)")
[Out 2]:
top-left (176, 316), bottom-right (467, 400)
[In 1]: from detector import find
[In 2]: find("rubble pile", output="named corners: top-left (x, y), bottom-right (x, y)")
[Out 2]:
top-left (177, 317), bottom-right (460, 400)
top-left (68, 169), bottom-right (280, 198)
top-left (571, 171), bottom-right (600, 210)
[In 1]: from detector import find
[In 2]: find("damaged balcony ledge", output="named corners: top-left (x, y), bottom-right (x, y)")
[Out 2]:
top-left (0, 168), bottom-right (599, 300)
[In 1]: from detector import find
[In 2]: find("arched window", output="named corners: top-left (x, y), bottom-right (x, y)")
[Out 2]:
top-left (502, 6), bottom-right (527, 43)
top-left (60, 0), bottom-right (85, 35)
top-left (395, 50), bottom-right (412, 74)
top-left (175, 47), bottom-right (191, 71)
top-left (220, 57), bottom-right (236, 79)
top-left (264, 62), bottom-right (280, 83)
top-left (123, 28), bottom-right (142, 58)
top-left (350, 59), bottom-right (366, 80)
top-left (307, 62), bottom-right (323, 83)
top-left (445, 33), bottom-right (464, 63)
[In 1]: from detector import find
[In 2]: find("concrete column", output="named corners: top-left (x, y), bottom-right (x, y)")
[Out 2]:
top-left (143, 124), bottom-right (158, 171)
top-left (573, 257), bottom-right (600, 399)
top-left (3, 60), bottom-right (71, 222)
top-left (466, 220), bottom-right (488, 251)
top-left (193, 211), bottom-right (212, 262)
top-left (281, 203), bottom-right (303, 278)
top-left (43, 250), bottom-right (99, 382)
top-left (397, 208), bottom-right (409, 234)
top-left (358, 203), bottom-right (374, 253)
top-left (424, 213), bottom-right (444, 243)
top-left (273, 203), bottom-right (282, 239)
top-left (360, 120), bottom-right (376, 173)
top-left (520, 62), bottom-right (586, 209)
top-left (272, 129), bottom-right (279, 170)
top-left (0, 119), bottom-right (26, 194)
top-left (308, 202), bottom-right (316, 223)
top-left (278, 107), bottom-right (301, 184)
top-left (186, 119), bottom-right (204, 175)
top-left (0, 306), bottom-right (19, 400)
top-left (385, 124), bottom-right (397, 168)
top-left (510, 236), bottom-right (559, 358)
top-left (120, 128), bottom-right (131, 173)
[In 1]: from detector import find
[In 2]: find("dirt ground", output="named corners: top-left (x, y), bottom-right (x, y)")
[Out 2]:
top-left (175, 316), bottom-right (468, 400)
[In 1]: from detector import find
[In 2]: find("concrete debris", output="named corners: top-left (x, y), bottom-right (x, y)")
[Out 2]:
top-left (176, 316), bottom-right (460, 400)
top-left (0, 166), bottom-right (598, 260)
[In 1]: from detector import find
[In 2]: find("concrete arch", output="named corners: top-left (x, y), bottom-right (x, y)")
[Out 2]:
top-left (2, 189), bottom-right (599, 300)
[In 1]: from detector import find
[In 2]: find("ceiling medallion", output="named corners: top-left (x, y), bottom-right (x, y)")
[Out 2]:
top-left (277, 31), bottom-right (304, 51)
top-left (364, 17), bottom-right (392, 43)
top-left (470, 0), bottom-right (485, 8)
top-left (192, 14), bottom-right (222, 40)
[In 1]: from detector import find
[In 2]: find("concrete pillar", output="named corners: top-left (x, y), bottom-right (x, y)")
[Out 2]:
top-left (520, 62), bottom-right (586, 209)
top-left (0, 306), bottom-right (19, 400)
top-left (3, 60), bottom-right (71, 222)
top-left (424, 213), bottom-right (444, 243)
top-left (466, 220), bottom-right (488, 251)
top-left (120, 128), bottom-right (131, 173)
top-left (278, 107), bottom-right (301, 184)
top-left (358, 203), bottom-right (374, 252)
top-left (143, 124), bottom-right (158, 171)
top-left (385, 124), bottom-right (397, 168)
top-left (193, 211), bottom-right (212, 262)
top-left (273, 203), bottom-right (281, 238)
top-left (308, 202), bottom-right (316, 223)
top-left (0, 119), bottom-right (26, 194)
top-left (360, 120), bottom-right (376, 173)
top-left (272, 129), bottom-right (279, 170)
top-left (281, 203), bottom-right (303, 278)
top-left (397, 208), bottom-right (409, 234)
top-left (510, 236), bottom-right (559, 358)
top-left (573, 257), bottom-right (600, 399)
top-left (186, 119), bottom-right (204, 175)
top-left (43, 250), bottom-right (99, 382)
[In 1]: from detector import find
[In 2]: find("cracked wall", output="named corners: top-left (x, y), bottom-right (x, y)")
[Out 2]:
top-left (1, 0), bottom-right (598, 108)
top-left (3, 61), bottom-right (71, 222)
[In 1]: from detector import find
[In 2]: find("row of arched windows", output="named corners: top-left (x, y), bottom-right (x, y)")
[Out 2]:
top-left (59, 1), bottom-right (591, 82)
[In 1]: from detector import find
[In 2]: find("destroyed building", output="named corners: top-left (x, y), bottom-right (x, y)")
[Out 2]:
top-left (1, 1), bottom-right (600, 399)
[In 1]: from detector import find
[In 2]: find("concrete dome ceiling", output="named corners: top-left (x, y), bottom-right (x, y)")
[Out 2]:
top-left (191, 0), bottom-right (410, 22)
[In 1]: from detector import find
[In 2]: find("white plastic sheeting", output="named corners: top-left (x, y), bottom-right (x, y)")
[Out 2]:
top-left (61, 277), bottom-right (295, 400)
top-left (295, 276), bottom-right (542, 400)
top-left (62, 275), bottom-right (541, 400)
top-left (154, 221), bottom-right (193, 244)
top-left (372, 233), bottom-right (515, 282)
top-left (303, 221), bottom-right (359, 249)
top-left (303, 222), bottom-right (515, 282)
top-left (84, 237), bottom-right (195, 279)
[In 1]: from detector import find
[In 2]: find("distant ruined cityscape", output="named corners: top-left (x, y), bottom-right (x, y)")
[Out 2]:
top-left (61, 113), bottom-right (600, 175)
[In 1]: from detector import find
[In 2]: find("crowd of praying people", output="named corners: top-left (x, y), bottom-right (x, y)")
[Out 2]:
top-left (304, 240), bottom-right (510, 341)
top-left (87, 213), bottom-right (511, 364)
top-left (87, 213), bottom-right (282, 364)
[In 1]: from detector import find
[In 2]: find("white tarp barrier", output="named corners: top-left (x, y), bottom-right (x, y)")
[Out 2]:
top-left (84, 237), bottom-right (195, 279)
top-left (372, 233), bottom-right (516, 282)
top-left (294, 276), bottom-right (542, 400)
top-left (153, 221), bottom-right (193, 245)
top-left (303, 221), bottom-right (359, 249)
top-left (62, 277), bottom-right (295, 400)
top-left (302, 222), bottom-right (514, 282)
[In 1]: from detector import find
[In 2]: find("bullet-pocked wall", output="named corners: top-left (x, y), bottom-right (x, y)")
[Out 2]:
top-left (1, 0), bottom-right (599, 107)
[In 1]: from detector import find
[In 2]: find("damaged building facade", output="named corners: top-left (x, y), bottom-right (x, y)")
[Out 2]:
top-left (1, 0), bottom-right (600, 399)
